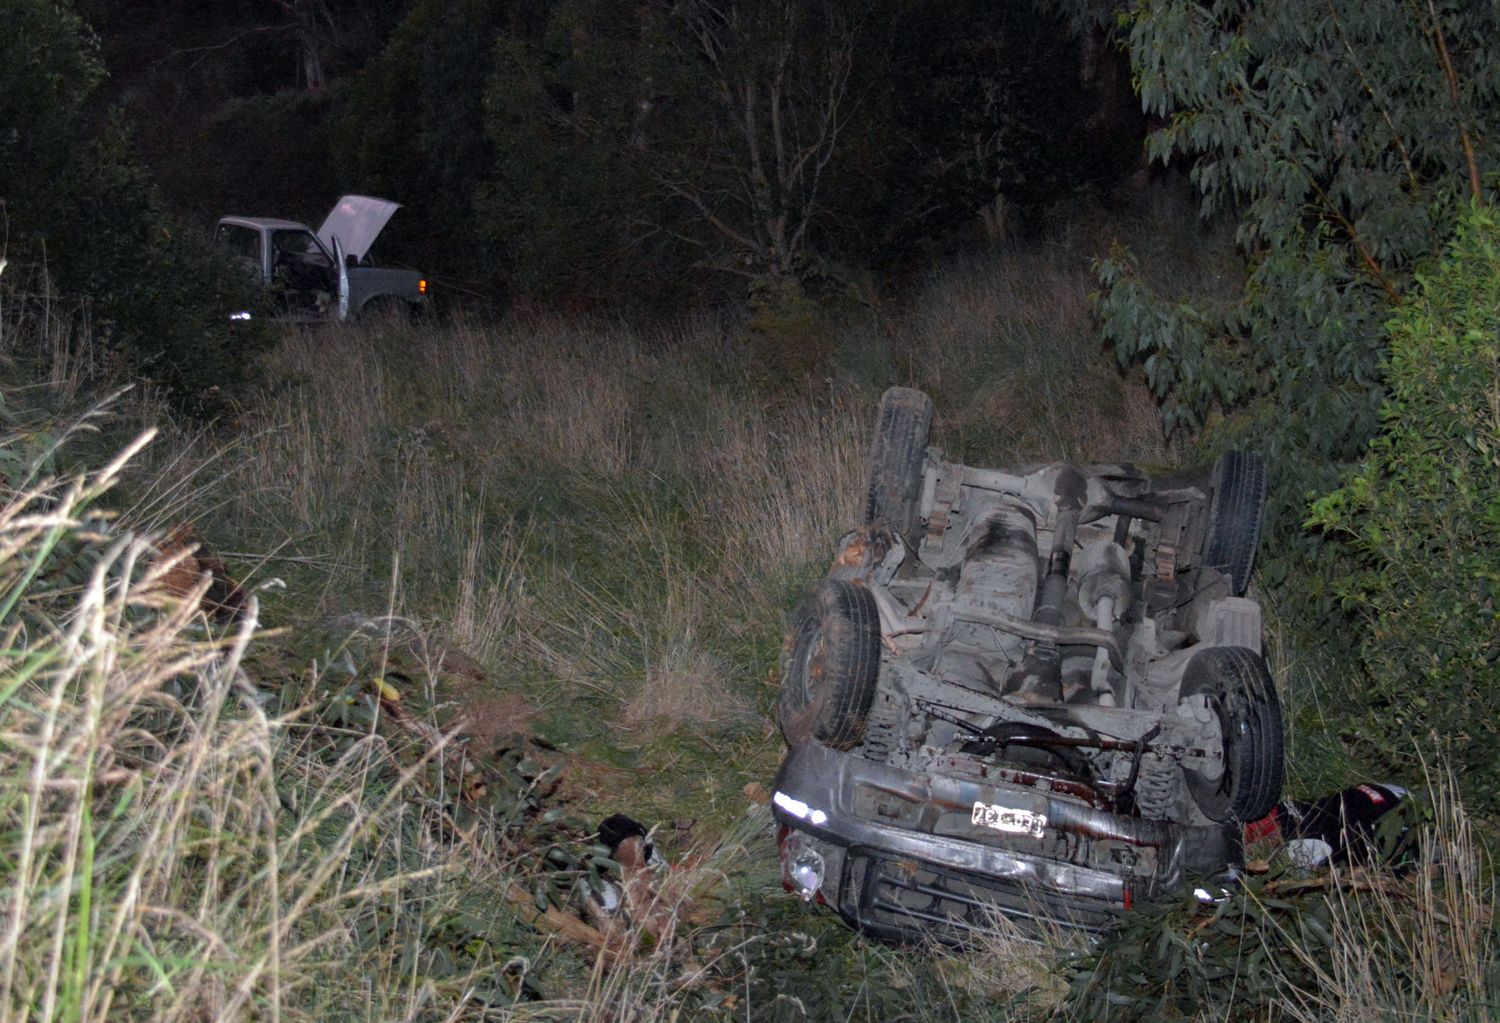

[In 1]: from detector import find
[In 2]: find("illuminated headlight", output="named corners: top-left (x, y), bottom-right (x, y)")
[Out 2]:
top-left (229, 311), bottom-right (253, 321)
top-left (790, 847), bottom-right (826, 902)
top-left (773, 790), bottom-right (828, 826)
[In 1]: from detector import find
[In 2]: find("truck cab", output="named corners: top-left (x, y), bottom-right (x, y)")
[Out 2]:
top-left (216, 195), bottom-right (427, 321)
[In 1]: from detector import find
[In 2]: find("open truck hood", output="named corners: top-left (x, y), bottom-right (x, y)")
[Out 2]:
top-left (316, 195), bottom-right (400, 263)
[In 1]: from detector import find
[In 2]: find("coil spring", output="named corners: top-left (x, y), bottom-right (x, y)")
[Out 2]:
top-left (1134, 753), bottom-right (1179, 821)
top-left (859, 693), bottom-right (905, 762)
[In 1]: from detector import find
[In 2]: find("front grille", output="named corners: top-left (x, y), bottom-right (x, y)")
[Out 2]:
top-left (839, 847), bottom-right (1120, 942)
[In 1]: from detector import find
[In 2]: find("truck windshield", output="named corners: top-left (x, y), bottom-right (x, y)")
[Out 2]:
top-left (272, 230), bottom-right (331, 267)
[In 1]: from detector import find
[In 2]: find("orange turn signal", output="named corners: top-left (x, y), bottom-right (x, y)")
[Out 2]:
top-left (418, 279), bottom-right (428, 295)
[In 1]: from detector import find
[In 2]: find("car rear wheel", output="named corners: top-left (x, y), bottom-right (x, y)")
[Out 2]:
top-left (1202, 451), bottom-right (1267, 596)
top-left (777, 579), bottom-right (882, 750)
top-left (1180, 646), bottom-right (1284, 823)
top-left (864, 387), bottom-right (934, 545)
top-left (359, 296), bottom-right (414, 322)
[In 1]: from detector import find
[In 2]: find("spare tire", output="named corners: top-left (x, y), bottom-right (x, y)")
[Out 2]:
top-left (1180, 646), bottom-right (1284, 824)
top-left (777, 579), bottom-right (882, 750)
top-left (1203, 451), bottom-right (1267, 596)
top-left (864, 387), bottom-right (934, 545)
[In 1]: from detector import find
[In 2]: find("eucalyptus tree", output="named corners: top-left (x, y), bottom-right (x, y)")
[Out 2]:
top-left (1059, 0), bottom-right (1500, 792)
top-left (1077, 0), bottom-right (1500, 487)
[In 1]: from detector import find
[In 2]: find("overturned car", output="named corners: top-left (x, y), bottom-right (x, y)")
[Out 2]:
top-left (772, 387), bottom-right (1283, 939)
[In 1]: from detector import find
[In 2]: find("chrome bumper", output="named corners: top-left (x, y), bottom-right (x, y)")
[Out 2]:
top-left (772, 739), bottom-right (1235, 937)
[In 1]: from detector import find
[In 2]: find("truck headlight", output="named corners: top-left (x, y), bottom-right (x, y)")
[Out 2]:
top-left (790, 847), bottom-right (826, 902)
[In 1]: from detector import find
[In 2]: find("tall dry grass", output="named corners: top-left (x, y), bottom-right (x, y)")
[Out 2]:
top-left (146, 315), bottom-right (871, 757)
top-left (0, 426), bottom-right (534, 1022)
top-left (1272, 767), bottom-right (1497, 1023)
top-left (876, 183), bottom-right (1234, 468)
top-left (888, 244), bottom-right (1166, 464)
top-left (0, 261), bottom-right (108, 408)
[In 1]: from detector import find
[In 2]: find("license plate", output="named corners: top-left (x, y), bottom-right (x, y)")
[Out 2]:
top-left (971, 800), bottom-right (1047, 839)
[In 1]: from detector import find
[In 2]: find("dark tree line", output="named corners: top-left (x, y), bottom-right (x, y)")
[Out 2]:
top-left (3, 0), bottom-right (1146, 402)
top-left (1, 0), bottom-right (270, 408)
top-left (38, 0), bottom-right (1144, 309)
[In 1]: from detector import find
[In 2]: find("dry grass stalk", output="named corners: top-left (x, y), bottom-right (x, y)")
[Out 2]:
top-left (0, 434), bottom-right (516, 1021)
top-left (1272, 765), bottom-right (1495, 1023)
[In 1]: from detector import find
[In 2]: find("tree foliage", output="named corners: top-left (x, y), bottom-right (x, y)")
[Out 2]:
top-left (479, 0), bottom-right (664, 303)
top-left (1090, 0), bottom-right (1500, 494)
top-left (1307, 206), bottom-right (1500, 806)
top-left (1, 0), bottom-right (268, 409)
top-left (473, 0), bottom-right (1137, 306)
top-left (877, 1), bottom-right (1128, 248)
top-left (337, 0), bottom-right (533, 292)
top-left (478, 0), bottom-right (895, 305)
top-left (75, 0), bottom-right (408, 223)
top-left (0, 0), bottom-right (103, 222)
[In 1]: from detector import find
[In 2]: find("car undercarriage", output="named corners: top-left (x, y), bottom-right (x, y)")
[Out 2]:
top-left (772, 387), bottom-right (1283, 939)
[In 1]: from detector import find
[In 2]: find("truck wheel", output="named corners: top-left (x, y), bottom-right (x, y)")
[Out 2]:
top-left (864, 387), bottom-right (933, 545)
top-left (1202, 451), bottom-right (1267, 596)
top-left (778, 579), bottom-right (882, 751)
top-left (1179, 646), bottom-right (1284, 823)
top-left (359, 297), bottom-right (413, 322)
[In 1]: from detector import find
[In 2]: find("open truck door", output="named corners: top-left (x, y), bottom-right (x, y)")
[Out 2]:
top-left (333, 236), bottom-right (350, 321)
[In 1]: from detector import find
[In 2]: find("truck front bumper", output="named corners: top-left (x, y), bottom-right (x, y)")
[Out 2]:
top-left (772, 739), bottom-right (1235, 940)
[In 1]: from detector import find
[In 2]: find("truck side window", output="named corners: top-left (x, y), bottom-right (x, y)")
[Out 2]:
top-left (216, 224), bottom-right (262, 268)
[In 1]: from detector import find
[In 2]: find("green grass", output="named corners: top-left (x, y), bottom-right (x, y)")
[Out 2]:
top-left (2, 185), bottom-right (1493, 1020)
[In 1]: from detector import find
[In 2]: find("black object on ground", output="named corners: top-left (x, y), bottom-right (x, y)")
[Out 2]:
top-left (1245, 783), bottom-right (1412, 868)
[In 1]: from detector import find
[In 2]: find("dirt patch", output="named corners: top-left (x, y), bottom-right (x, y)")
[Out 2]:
top-left (622, 644), bottom-right (753, 737)
top-left (455, 690), bottom-right (536, 743)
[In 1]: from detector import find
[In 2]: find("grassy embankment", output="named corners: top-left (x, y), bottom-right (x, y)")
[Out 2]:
top-left (1, 186), bottom-right (1492, 1020)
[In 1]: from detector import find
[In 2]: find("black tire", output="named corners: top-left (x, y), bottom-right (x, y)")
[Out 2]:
top-left (358, 296), bottom-right (414, 322)
top-left (777, 579), bottom-right (882, 751)
top-left (1180, 646), bottom-right (1284, 824)
top-left (864, 387), bottom-right (934, 543)
top-left (1202, 451), bottom-right (1267, 596)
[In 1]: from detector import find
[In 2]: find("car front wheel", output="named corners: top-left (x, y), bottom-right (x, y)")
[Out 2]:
top-left (1179, 646), bottom-right (1284, 823)
top-left (1202, 452), bottom-right (1267, 596)
top-left (777, 579), bottom-right (882, 751)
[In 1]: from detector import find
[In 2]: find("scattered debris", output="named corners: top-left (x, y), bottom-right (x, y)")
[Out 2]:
top-left (152, 521), bottom-right (247, 622)
top-left (1243, 782), bottom-right (1413, 871)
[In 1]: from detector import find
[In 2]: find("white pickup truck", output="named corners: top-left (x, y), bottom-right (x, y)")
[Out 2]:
top-left (216, 195), bottom-right (427, 321)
